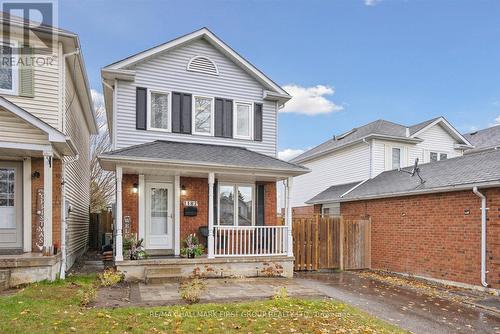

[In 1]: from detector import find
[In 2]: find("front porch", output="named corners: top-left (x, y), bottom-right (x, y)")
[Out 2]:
top-left (99, 140), bottom-right (308, 280)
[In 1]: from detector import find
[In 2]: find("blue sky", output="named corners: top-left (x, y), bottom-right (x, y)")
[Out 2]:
top-left (59, 0), bottom-right (500, 160)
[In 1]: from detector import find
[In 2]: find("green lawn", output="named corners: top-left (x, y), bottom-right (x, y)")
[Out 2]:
top-left (0, 274), bottom-right (407, 333)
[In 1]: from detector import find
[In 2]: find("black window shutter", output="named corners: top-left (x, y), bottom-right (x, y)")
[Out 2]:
top-left (215, 98), bottom-right (233, 138)
top-left (256, 184), bottom-right (265, 226)
top-left (172, 92), bottom-right (192, 134)
top-left (136, 87), bottom-right (147, 130)
top-left (254, 103), bottom-right (263, 141)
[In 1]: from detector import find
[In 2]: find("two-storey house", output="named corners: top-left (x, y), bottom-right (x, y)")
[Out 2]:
top-left (0, 14), bottom-right (97, 287)
top-left (290, 117), bottom-right (472, 215)
top-left (99, 28), bottom-right (308, 280)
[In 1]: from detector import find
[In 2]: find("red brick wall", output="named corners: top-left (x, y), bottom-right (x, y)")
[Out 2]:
top-left (180, 177), bottom-right (209, 243)
top-left (340, 188), bottom-right (500, 289)
top-left (262, 182), bottom-right (277, 226)
top-left (122, 174), bottom-right (139, 237)
top-left (30, 158), bottom-right (61, 252)
top-left (292, 205), bottom-right (314, 216)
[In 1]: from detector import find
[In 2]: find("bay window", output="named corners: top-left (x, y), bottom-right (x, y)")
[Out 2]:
top-left (193, 96), bottom-right (214, 135)
top-left (218, 183), bottom-right (254, 226)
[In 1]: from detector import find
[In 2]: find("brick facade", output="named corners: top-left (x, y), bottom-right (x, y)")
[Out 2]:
top-left (30, 158), bottom-right (62, 252)
top-left (339, 188), bottom-right (500, 289)
top-left (121, 176), bottom-right (279, 251)
top-left (292, 205), bottom-right (314, 216)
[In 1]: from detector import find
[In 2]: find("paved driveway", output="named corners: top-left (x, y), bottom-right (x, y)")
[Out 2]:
top-left (296, 272), bottom-right (500, 334)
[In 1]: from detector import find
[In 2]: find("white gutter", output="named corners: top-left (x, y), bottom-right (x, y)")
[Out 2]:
top-left (60, 154), bottom-right (79, 279)
top-left (472, 186), bottom-right (488, 288)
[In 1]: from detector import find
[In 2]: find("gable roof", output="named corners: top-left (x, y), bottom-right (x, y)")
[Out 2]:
top-left (464, 125), bottom-right (500, 153)
top-left (99, 140), bottom-right (309, 176)
top-left (291, 116), bottom-right (472, 164)
top-left (310, 149), bottom-right (500, 203)
top-left (102, 28), bottom-right (289, 97)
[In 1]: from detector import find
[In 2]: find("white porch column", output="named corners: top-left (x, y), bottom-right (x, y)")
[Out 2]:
top-left (22, 158), bottom-right (31, 252)
top-left (138, 174), bottom-right (145, 240)
top-left (174, 175), bottom-right (181, 256)
top-left (43, 151), bottom-right (52, 249)
top-left (207, 172), bottom-right (215, 258)
top-left (285, 177), bottom-right (293, 257)
top-left (115, 166), bottom-right (123, 261)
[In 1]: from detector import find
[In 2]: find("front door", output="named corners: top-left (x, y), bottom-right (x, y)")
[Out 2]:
top-left (0, 161), bottom-right (22, 249)
top-left (145, 183), bottom-right (173, 249)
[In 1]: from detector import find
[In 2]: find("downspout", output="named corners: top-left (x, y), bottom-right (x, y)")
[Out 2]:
top-left (472, 186), bottom-right (488, 288)
top-left (60, 154), bottom-right (79, 279)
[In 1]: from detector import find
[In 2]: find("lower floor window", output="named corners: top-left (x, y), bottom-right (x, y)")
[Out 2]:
top-left (218, 183), bottom-right (253, 226)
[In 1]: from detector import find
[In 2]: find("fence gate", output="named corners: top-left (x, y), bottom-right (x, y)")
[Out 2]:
top-left (293, 216), bottom-right (371, 271)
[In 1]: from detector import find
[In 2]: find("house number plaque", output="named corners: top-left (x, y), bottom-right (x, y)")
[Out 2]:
top-left (184, 201), bottom-right (198, 207)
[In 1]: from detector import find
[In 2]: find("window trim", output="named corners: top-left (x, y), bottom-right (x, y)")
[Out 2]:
top-left (192, 95), bottom-right (215, 136)
top-left (391, 147), bottom-right (402, 170)
top-left (0, 40), bottom-right (19, 96)
top-left (217, 182), bottom-right (255, 226)
top-left (233, 101), bottom-right (253, 140)
top-left (147, 89), bottom-right (172, 132)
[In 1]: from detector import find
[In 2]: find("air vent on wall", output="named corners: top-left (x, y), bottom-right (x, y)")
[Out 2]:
top-left (187, 56), bottom-right (219, 75)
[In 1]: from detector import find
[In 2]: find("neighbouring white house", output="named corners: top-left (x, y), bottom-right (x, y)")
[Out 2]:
top-left (289, 117), bottom-right (473, 214)
top-left (99, 28), bottom-right (309, 281)
top-left (0, 13), bottom-right (97, 288)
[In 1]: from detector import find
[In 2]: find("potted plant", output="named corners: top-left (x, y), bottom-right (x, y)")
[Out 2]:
top-left (181, 233), bottom-right (204, 258)
top-left (123, 235), bottom-right (149, 260)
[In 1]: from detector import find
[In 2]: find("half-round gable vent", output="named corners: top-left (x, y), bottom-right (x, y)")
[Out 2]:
top-left (187, 56), bottom-right (219, 75)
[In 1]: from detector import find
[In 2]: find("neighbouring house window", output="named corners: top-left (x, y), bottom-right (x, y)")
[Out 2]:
top-left (439, 153), bottom-right (448, 160)
top-left (234, 102), bottom-right (252, 139)
top-left (0, 42), bottom-right (18, 95)
top-left (430, 152), bottom-right (438, 162)
top-left (430, 151), bottom-right (448, 162)
top-left (322, 203), bottom-right (340, 217)
top-left (218, 184), bottom-right (254, 226)
top-left (193, 96), bottom-right (213, 135)
top-left (0, 168), bottom-right (15, 229)
top-left (391, 148), bottom-right (401, 170)
top-left (149, 91), bottom-right (170, 130)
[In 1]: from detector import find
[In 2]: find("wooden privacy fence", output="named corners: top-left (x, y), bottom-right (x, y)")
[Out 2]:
top-left (293, 216), bottom-right (371, 271)
top-left (88, 211), bottom-right (113, 250)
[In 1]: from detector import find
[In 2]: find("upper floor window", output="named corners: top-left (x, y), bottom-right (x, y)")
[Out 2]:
top-left (193, 96), bottom-right (214, 135)
top-left (0, 42), bottom-right (18, 95)
top-left (430, 151), bottom-right (448, 162)
top-left (234, 102), bottom-right (253, 140)
top-left (148, 90), bottom-right (170, 131)
top-left (391, 147), bottom-right (401, 170)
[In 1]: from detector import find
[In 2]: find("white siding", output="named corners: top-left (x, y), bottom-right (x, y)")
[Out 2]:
top-left (415, 124), bottom-right (463, 163)
top-left (115, 39), bottom-right (277, 156)
top-left (2, 39), bottom-right (61, 130)
top-left (63, 67), bottom-right (91, 268)
top-left (290, 142), bottom-right (370, 207)
top-left (0, 108), bottom-right (48, 144)
top-left (372, 139), bottom-right (411, 176)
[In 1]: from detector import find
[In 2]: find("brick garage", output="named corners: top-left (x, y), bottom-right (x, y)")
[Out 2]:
top-left (339, 188), bottom-right (500, 289)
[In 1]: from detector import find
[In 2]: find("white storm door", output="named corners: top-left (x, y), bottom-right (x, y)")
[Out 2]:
top-left (145, 183), bottom-right (173, 249)
top-left (0, 162), bottom-right (22, 249)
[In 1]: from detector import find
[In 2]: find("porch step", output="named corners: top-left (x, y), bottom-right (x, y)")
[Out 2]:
top-left (0, 269), bottom-right (10, 291)
top-left (145, 266), bottom-right (183, 284)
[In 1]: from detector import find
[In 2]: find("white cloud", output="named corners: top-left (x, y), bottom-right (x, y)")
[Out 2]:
top-left (493, 115), bottom-right (500, 126)
top-left (364, 0), bottom-right (382, 6)
top-left (278, 148), bottom-right (305, 161)
top-left (281, 84), bottom-right (343, 115)
top-left (91, 89), bottom-right (107, 133)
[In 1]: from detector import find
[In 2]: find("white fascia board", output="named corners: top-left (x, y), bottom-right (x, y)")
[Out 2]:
top-left (103, 28), bottom-right (289, 96)
top-left (263, 90), bottom-right (292, 103)
top-left (98, 154), bottom-right (310, 177)
top-left (411, 117), bottom-right (473, 146)
top-left (101, 69), bottom-right (136, 82)
top-left (338, 181), bottom-right (500, 203)
top-left (0, 97), bottom-right (67, 142)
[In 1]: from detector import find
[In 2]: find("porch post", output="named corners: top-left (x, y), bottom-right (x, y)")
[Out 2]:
top-left (43, 151), bottom-right (52, 249)
top-left (207, 172), bottom-right (215, 258)
top-left (285, 177), bottom-right (293, 257)
top-left (22, 157), bottom-right (31, 252)
top-left (115, 166), bottom-right (123, 261)
top-left (174, 175), bottom-right (181, 256)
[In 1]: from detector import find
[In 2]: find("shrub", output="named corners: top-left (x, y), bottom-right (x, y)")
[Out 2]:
top-left (179, 277), bottom-right (207, 304)
top-left (98, 268), bottom-right (124, 287)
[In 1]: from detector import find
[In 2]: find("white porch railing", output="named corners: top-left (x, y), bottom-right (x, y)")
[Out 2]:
top-left (213, 226), bottom-right (288, 257)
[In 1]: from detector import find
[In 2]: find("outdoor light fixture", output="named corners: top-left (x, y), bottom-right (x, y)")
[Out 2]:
top-left (181, 185), bottom-right (187, 196)
top-left (132, 183), bottom-right (138, 194)
top-left (31, 171), bottom-right (40, 179)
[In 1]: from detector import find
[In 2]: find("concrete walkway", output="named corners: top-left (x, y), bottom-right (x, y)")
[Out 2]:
top-left (296, 272), bottom-right (500, 334)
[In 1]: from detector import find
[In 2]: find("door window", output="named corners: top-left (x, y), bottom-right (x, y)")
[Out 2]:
top-left (0, 168), bottom-right (15, 229)
top-left (150, 187), bottom-right (168, 235)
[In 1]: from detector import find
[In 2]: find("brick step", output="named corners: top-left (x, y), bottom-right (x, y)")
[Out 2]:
top-left (145, 266), bottom-right (183, 284)
top-left (0, 269), bottom-right (10, 291)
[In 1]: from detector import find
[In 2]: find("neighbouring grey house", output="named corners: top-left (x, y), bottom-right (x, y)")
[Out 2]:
top-left (289, 117), bottom-right (473, 215)
top-left (464, 124), bottom-right (500, 154)
top-left (99, 28), bottom-right (309, 281)
top-left (0, 13), bottom-right (97, 288)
